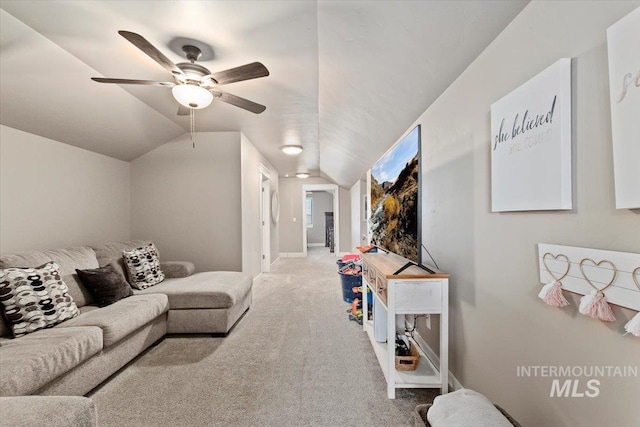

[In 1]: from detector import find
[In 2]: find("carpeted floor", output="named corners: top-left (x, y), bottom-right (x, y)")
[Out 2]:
top-left (89, 247), bottom-right (437, 426)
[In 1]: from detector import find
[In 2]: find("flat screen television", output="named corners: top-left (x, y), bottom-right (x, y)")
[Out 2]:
top-left (369, 125), bottom-right (421, 263)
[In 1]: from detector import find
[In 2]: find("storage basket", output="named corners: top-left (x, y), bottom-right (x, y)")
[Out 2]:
top-left (395, 338), bottom-right (420, 371)
top-left (413, 403), bottom-right (521, 427)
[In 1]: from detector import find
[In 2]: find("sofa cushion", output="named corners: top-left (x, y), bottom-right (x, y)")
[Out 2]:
top-left (0, 396), bottom-right (97, 427)
top-left (0, 326), bottom-right (103, 396)
top-left (90, 240), bottom-right (151, 285)
top-left (134, 271), bottom-right (252, 309)
top-left (0, 262), bottom-right (80, 337)
top-left (75, 264), bottom-right (133, 307)
top-left (56, 294), bottom-right (169, 347)
top-left (0, 246), bottom-right (99, 308)
top-left (123, 243), bottom-right (165, 289)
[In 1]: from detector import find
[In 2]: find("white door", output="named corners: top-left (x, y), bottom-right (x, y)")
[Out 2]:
top-left (261, 178), bottom-right (270, 273)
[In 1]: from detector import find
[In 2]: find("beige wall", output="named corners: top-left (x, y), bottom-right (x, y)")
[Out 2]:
top-left (0, 125), bottom-right (130, 254)
top-left (130, 132), bottom-right (242, 272)
top-left (337, 186), bottom-right (351, 254)
top-left (349, 180), bottom-right (368, 250)
top-left (306, 191), bottom-right (333, 244)
top-left (278, 177), bottom-right (351, 254)
top-left (397, 2), bottom-right (640, 426)
top-left (240, 134), bottom-right (279, 278)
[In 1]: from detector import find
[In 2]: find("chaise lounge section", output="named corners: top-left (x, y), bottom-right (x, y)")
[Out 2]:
top-left (91, 241), bottom-right (253, 335)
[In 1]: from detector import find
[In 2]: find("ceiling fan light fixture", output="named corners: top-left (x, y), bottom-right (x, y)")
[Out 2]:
top-left (281, 145), bottom-right (303, 156)
top-left (296, 172), bottom-right (310, 179)
top-left (171, 84), bottom-right (213, 109)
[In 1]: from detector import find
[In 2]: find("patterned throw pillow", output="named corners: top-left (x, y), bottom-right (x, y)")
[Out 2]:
top-left (0, 261), bottom-right (80, 338)
top-left (122, 243), bottom-right (165, 290)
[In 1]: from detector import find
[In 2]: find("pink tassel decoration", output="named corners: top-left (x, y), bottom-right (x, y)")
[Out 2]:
top-left (624, 312), bottom-right (640, 337)
top-left (538, 280), bottom-right (569, 307)
top-left (579, 291), bottom-right (616, 322)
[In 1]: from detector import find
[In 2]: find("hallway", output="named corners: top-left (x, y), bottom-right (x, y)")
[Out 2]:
top-left (89, 247), bottom-right (436, 426)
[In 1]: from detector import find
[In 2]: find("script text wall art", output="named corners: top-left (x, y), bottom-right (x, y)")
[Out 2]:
top-left (491, 58), bottom-right (572, 212)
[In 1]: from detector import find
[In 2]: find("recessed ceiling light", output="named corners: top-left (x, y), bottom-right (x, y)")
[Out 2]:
top-left (281, 145), bottom-right (303, 155)
top-left (296, 172), bottom-right (310, 179)
top-left (284, 174), bottom-right (289, 177)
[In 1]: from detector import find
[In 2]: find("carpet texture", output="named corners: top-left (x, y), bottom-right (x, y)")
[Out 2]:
top-left (89, 247), bottom-right (437, 426)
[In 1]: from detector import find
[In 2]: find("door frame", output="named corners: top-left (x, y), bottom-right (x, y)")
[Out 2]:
top-left (301, 184), bottom-right (339, 257)
top-left (260, 165), bottom-right (271, 273)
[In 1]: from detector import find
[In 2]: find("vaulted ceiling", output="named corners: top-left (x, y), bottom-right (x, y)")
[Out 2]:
top-left (0, 1), bottom-right (527, 188)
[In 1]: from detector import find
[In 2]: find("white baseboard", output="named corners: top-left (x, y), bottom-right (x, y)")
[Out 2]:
top-left (412, 328), bottom-right (464, 392)
top-left (254, 272), bottom-right (263, 282)
top-left (270, 257), bottom-right (280, 267)
top-left (280, 252), bottom-right (306, 258)
top-left (307, 243), bottom-right (325, 247)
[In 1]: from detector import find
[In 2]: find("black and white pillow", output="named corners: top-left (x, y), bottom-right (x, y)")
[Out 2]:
top-left (122, 243), bottom-right (165, 290)
top-left (0, 262), bottom-right (80, 338)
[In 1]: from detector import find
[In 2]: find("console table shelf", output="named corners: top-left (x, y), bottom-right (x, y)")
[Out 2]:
top-left (361, 250), bottom-right (449, 398)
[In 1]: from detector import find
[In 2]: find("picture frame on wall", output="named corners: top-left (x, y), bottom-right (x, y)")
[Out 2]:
top-left (490, 58), bottom-right (572, 212)
top-left (607, 7), bottom-right (640, 209)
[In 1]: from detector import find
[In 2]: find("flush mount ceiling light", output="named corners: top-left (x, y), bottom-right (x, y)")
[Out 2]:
top-left (171, 84), bottom-right (214, 109)
top-left (281, 145), bottom-right (303, 155)
top-left (296, 172), bottom-right (310, 179)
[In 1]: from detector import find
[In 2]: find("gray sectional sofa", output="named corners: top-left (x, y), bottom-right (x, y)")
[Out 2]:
top-left (0, 240), bottom-right (253, 399)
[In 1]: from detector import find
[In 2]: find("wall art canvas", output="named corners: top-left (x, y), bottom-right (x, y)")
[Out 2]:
top-left (607, 7), bottom-right (640, 209)
top-left (491, 58), bottom-right (572, 212)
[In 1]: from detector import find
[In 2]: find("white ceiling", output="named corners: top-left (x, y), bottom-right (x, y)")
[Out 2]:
top-left (0, 0), bottom-right (527, 188)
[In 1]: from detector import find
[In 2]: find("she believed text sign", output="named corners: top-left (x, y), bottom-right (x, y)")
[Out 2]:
top-left (491, 58), bottom-right (572, 212)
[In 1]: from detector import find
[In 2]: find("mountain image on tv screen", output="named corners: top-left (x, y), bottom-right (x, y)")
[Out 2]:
top-left (370, 126), bottom-right (420, 262)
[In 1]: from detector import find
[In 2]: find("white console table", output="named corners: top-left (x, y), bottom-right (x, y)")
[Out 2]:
top-left (361, 250), bottom-right (449, 399)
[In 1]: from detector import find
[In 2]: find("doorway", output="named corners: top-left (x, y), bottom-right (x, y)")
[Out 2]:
top-left (301, 184), bottom-right (339, 257)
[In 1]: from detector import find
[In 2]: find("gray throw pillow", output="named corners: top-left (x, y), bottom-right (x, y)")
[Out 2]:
top-left (76, 264), bottom-right (133, 307)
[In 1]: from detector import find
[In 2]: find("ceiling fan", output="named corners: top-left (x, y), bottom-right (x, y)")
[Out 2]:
top-left (92, 31), bottom-right (268, 114)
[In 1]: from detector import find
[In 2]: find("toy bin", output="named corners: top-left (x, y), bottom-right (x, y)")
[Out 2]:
top-left (339, 272), bottom-right (362, 303)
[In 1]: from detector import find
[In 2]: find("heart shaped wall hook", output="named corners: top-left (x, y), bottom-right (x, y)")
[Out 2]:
top-left (579, 258), bottom-right (617, 293)
top-left (632, 266), bottom-right (640, 291)
top-left (542, 252), bottom-right (570, 281)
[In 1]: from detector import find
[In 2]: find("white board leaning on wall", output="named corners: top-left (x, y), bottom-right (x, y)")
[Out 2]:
top-left (607, 7), bottom-right (640, 210)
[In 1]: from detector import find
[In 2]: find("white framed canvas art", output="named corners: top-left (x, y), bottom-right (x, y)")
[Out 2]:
top-left (490, 58), bottom-right (572, 212)
top-left (607, 7), bottom-right (640, 209)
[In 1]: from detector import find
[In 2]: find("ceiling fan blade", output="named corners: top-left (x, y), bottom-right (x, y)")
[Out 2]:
top-left (91, 77), bottom-right (175, 87)
top-left (118, 30), bottom-right (185, 79)
top-left (212, 90), bottom-right (266, 114)
top-left (177, 105), bottom-right (190, 116)
top-left (209, 62), bottom-right (269, 85)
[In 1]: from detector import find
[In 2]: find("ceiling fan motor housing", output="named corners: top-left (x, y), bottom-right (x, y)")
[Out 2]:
top-left (176, 62), bottom-right (216, 86)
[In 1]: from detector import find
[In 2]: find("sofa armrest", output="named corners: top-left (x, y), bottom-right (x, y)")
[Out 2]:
top-left (161, 261), bottom-right (195, 278)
